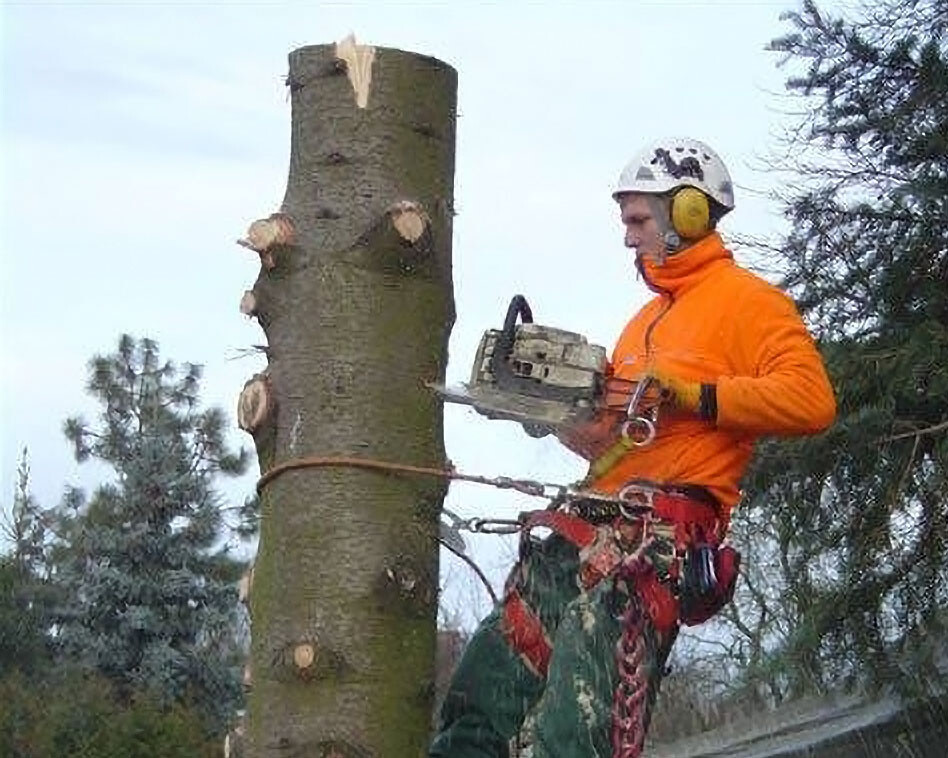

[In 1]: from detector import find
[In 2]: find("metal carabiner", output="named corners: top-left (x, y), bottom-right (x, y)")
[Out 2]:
top-left (625, 376), bottom-right (652, 417)
top-left (464, 517), bottom-right (524, 535)
top-left (619, 376), bottom-right (659, 447)
top-left (616, 483), bottom-right (655, 521)
top-left (621, 376), bottom-right (658, 447)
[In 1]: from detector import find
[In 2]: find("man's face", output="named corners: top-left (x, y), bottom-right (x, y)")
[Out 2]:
top-left (618, 193), bottom-right (666, 265)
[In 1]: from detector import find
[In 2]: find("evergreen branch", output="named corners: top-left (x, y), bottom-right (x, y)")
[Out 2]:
top-left (886, 419), bottom-right (948, 441)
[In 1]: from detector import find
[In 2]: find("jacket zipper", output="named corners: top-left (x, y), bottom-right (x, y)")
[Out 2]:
top-left (639, 263), bottom-right (675, 359)
top-left (586, 266), bottom-right (674, 484)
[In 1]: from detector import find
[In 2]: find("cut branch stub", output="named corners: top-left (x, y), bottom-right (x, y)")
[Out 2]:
top-left (239, 290), bottom-right (258, 317)
top-left (243, 661), bottom-right (253, 690)
top-left (317, 741), bottom-right (368, 758)
top-left (294, 642), bottom-right (317, 671)
top-left (237, 213), bottom-right (296, 270)
top-left (237, 374), bottom-right (273, 435)
top-left (271, 636), bottom-right (351, 683)
top-left (334, 33), bottom-right (376, 109)
top-left (374, 554), bottom-right (436, 617)
top-left (238, 564), bottom-right (254, 605)
top-left (387, 200), bottom-right (430, 244)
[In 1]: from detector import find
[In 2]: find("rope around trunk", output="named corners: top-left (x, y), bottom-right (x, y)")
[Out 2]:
top-left (256, 454), bottom-right (562, 498)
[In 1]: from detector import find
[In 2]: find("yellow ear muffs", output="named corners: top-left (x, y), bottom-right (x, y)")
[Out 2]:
top-left (670, 187), bottom-right (710, 239)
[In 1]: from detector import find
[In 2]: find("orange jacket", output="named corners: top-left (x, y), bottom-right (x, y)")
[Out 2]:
top-left (594, 232), bottom-right (836, 516)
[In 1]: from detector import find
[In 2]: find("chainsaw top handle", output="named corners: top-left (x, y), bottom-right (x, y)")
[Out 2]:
top-left (498, 294), bottom-right (534, 358)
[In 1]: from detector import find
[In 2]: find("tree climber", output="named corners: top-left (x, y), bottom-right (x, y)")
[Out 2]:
top-left (430, 137), bottom-right (836, 757)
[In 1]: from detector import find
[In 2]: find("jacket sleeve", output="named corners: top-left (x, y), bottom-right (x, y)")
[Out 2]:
top-left (714, 285), bottom-right (836, 436)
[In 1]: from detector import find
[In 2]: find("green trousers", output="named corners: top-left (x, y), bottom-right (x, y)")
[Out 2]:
top-left (430, 535), bottom-right (676, 758)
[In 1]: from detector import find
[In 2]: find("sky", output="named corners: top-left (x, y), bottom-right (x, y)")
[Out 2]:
top-left (1, 0), bottom-right (824, 628)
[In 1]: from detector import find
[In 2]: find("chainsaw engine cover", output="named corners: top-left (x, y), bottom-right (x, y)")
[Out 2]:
top-left (435, 324), bottom-right (607, 429)
top-left (475, 323), bottom-right (606, 399)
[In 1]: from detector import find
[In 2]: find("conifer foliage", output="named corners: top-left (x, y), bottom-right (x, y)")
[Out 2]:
top-left (45, 335), bottom-right (249, 729)
top-left (721, 0), bottom-right (948, 700)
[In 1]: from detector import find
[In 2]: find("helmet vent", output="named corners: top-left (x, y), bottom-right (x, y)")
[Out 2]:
top-left (654, 148), bottom-right (705, 181)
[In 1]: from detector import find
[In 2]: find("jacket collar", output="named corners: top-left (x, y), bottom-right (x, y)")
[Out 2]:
top-left (639, 232), bottom-right (734, 297)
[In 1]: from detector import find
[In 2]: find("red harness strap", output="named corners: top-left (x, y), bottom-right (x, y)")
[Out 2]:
top-left (522, 509), bottom-right (599, 547)
top-left (522, 491), bottom-right (720, 580)
top-left (500, 589), bottom-right (554, 677)
top-left (522, 510), bottom-right (625, 588)
top-left (641, 490), bottom-right (720, 543)
top-left (525, 491), bottom-right (719, 543)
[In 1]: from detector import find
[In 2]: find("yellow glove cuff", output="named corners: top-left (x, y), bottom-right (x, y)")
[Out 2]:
top-left (670, 378), bottom-right (701, 412)
top-left (651, 369), bottom-right (701, 412)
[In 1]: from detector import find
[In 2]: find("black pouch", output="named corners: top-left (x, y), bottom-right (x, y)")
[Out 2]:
top-left (679, 542), bottom-right (741, 626)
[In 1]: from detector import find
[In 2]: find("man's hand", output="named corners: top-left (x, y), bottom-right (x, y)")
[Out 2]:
top-left (645, 363), bottom-right (719, 422)
top-left (604, 363), bottom-right (708, 417)
top-left (556, 409), bottom-right (624, 461)
top-left (553, 375), bottom-right (632, 460)
top-left (647, 366), bottom-right (701, 412)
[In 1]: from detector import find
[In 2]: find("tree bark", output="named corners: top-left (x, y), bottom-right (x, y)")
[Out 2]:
top-left (240, 40), bottom-right (456, 757)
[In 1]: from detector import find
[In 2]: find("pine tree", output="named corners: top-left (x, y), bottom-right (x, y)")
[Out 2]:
top-left (720, 0), bottom-right (948, 700)
top-left (46, 335), bottom-right (250, 732)
top-left (0, 451), bottom-right (51, 676)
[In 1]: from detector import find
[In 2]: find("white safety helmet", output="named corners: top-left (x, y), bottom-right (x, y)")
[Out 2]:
top-left (613, 137), bottom-right (735, 212)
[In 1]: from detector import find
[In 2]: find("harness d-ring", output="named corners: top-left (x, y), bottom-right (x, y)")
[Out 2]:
top-left (621, 416), bottom-right (656, 447)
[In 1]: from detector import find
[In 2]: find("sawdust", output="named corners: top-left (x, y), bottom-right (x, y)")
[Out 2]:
top-left (574, 675), bottom-right (598, 731)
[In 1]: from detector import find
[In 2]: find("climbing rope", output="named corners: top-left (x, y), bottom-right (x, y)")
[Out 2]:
top-left (438, 532), bottom-right (500, 605)
top-left (611, 558), bottom-right (654, 758)
top-left (256, 454), bottom-right (571, 499)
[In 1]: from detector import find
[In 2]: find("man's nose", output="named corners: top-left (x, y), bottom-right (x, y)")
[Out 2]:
top-left (625, 230), bottom-right (638, 248)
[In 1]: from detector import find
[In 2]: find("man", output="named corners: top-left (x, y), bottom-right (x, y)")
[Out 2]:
top-left (430, 137), bottom-right (836, 757)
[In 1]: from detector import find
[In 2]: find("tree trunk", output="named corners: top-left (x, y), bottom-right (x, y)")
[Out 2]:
top-left (239, 39), bottom-right (457, 757)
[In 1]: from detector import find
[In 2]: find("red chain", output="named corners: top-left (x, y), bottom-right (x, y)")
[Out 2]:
top-left (610, 557), bottom-right (652, 758)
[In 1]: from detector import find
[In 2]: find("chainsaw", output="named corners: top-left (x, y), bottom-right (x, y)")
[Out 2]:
top-left (432, 294), bottom-right (613, 438)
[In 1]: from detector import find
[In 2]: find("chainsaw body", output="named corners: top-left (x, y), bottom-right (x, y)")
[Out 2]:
top-left (434, 296), bottom-right (608, 432)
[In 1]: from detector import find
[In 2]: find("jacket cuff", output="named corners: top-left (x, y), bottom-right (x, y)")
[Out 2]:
top-left (699, 383), bottom-right (718, 422)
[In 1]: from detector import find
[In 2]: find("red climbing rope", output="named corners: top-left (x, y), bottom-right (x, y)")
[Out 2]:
top-left (611, 558), bottom-right (653, 758)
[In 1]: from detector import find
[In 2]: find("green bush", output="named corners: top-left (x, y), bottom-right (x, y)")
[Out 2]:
top-left (0, 668), bottom-right (220, 758)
